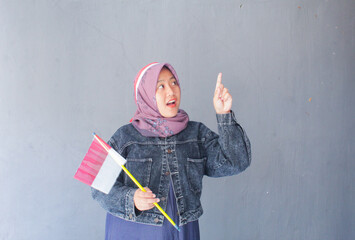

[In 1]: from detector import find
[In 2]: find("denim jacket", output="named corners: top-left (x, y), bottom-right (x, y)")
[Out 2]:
top-left (91, 111), bottom-right (251, 226)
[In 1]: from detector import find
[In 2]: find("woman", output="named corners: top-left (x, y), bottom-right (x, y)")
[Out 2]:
top-left (92, 62), bottom-right (251, 239)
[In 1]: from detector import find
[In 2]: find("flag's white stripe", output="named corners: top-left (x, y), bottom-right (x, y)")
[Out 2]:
top-left (91, 155), bottom-right (121, 194)
top-left (108, 148), bottom-right (127, 166)
top-left (135, 62), bottom-right (159, 101)
top-left (91, 149), bottom-right (127, 194)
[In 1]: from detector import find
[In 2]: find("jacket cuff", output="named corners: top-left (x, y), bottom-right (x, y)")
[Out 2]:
top-left (216, 110), bottom-right (238, 125)
top-left (125, 188), bottom-right (137, 221)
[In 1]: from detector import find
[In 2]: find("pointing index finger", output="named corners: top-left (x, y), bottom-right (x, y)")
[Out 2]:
top-left (215, 72), bottom-right (222, 90)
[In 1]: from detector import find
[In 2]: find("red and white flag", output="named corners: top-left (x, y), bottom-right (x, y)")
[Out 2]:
top-left (74, 134), bottom-right (126, 194)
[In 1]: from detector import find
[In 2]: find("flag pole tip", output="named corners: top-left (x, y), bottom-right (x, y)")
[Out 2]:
top-left (174, 225), bottom-right (180, 232)
top-left (92, 132), bottom-right (96, 136)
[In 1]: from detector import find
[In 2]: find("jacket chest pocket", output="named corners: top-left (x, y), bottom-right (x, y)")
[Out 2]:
top-left (187, 157), bottom-right (206, 194)
top-left (124, 158), bottom-right (153, 188)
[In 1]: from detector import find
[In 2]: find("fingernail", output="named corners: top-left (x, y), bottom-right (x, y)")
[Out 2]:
top-left (153, 194), bottom-right (156, 198)
top-left (157, 199), bottom-right (160, 202)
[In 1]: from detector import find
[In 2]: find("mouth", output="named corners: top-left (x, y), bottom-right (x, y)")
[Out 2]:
top-left (166, 99), bottom-right (177, 108)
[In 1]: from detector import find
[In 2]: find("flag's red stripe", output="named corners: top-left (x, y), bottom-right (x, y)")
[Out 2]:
top-left (91, 139), bottom-right (110, 154)
top-left (83, 154), bottom-right (104, 167)
top-left (74, 168), bottom-right (96, 185)
top-left (79, 161), bottom-right (100, 175)
top-left (74, 136), bottom-right (110, 186)
top-left (85, 148), bottom-right (106, 164)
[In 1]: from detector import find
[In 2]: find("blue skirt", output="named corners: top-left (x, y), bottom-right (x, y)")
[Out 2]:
top-left (105, 181), bottom-right (200, 240)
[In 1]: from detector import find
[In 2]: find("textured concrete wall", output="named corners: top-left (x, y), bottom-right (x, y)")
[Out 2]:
top-left (0, 0), bottom-right (354, 239)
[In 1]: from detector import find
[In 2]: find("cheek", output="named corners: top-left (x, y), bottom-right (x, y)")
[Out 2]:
top-left (176, 89), bottom-right (181, 102)
top-left (175, 87), bottom-right (181, 97)
top-left (155, 93), bottom-right (164, 107)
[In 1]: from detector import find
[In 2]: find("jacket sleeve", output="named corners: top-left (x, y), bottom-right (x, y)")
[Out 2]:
top-left (90, 135), bottom-right (139, 221)
top-left (203, 110), bottom-right (251, 177)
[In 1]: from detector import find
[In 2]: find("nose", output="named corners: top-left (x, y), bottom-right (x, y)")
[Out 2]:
top-left (165, 84), bottom-right (173, 96)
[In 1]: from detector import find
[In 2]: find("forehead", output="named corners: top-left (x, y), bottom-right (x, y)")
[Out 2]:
top-left (157, 68), bottom-right (175, 82)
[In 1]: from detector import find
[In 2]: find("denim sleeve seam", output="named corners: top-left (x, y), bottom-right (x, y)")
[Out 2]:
top-left (124, 188), bottom-right (136, 221)
top-left (108, 138), bottom-right (119, 150)
top-left (216, 110), bottom-right (238, 125)
top-left (119, 141), bottom-right (135, 155)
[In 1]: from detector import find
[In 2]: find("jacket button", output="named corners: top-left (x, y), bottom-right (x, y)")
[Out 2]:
top-left (165, 171), bottom-right (170, 176)
top-left (154, 218), bottom-right (159, 223)
top-left (161, 197), bottom-right (166, 201)
top-left (166, 149), bottom-right (172, 154)
top-left (129, 213), bottom-right (133, 219)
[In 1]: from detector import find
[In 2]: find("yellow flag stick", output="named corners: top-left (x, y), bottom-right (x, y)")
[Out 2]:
top-left (93, 133), bottom-right (180, 232)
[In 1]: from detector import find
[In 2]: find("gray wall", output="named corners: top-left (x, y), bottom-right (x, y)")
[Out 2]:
top-left (1, 0), bottom-right (354, 239)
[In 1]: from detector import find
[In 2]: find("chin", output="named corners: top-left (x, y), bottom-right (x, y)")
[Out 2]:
top-left (165, 113), bottom-right (177, 118)
top-left (163, 110), bottom-right (178, 118)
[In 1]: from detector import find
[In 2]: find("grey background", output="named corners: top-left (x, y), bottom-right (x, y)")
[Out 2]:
top-left (0, 0), bottom-right (354, 239)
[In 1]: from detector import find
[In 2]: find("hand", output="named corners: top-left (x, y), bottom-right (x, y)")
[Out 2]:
top-left (213, 73), bottom-right (232, 114)
top-left (133, 187), bottom-right (160, 211)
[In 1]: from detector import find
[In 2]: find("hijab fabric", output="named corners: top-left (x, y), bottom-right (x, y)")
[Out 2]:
top-left (131, 62), bottom-right (189, 137)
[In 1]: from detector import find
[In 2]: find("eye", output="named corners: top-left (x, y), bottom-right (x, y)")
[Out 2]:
top-left (158, 84), bottom-right (164, 89)
top-left (172, 80), bottom-right (177, 85)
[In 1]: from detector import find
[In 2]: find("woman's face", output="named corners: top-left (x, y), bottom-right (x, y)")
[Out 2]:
top-left (155, 67), bottom-right (181, 118)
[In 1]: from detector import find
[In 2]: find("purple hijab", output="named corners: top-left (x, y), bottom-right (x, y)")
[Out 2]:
top-left (131, 62), bottom-right (189, 137)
